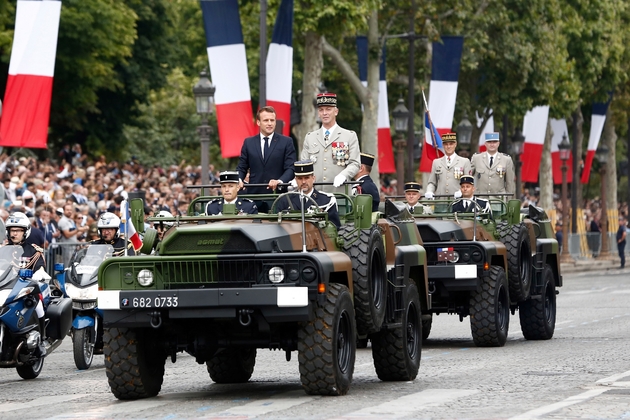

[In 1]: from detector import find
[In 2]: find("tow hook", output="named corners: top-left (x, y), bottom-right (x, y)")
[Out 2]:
top-left (148, 311), bottom-right (162, 329)
top-left (238, 309), bottom-right (253, 327)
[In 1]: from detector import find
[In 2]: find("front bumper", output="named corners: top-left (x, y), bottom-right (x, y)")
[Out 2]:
top-left (99, 286), bottom-right (312, 327)
top-left (428, 264), bottom-right (479, 291)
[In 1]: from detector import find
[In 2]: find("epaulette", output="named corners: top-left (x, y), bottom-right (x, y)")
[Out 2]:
top-left (502, 153), bottom-right (510, 157)
top-left (240, 198), bottom-right (254, 203)
top-left (32, 244), bottom-right (44, 253)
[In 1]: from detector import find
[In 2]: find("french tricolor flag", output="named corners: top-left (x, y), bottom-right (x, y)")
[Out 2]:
top-left (581, 100), bottom-right (611, 184)
top-left (266, 0), bottom-right (293, 136)
top-left (550, 119), bottom-right (573, 185)
top-left (520, 106), bottom-right (550, 183)
top-left (356, 36), bottom-right (395, 173)
top-left (0, 0), bottom-right (61, 149)
top-left (201, 0), bottom-right (257, 158)
top-left (120, 200), bottom-right (142, 252)
top-left (420, 36), bottom-right (464, 173)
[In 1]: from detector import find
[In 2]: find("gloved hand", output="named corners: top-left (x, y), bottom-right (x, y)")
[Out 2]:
top-left (288, 179), bottom-right (298, 191)
top-left (424, 191), bottom-right (434, 200)
top-left (333, 174), bottom-right (346, 188)
top-left (454, 190), bottom-right (462, 199)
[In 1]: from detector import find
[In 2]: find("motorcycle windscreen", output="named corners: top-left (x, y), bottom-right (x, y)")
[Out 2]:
top-left (70, 245), bottom-right (114, 287)
top-left (0, 245), bottom-right (23, 288)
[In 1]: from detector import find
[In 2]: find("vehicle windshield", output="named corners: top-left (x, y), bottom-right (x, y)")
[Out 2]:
top-left (403, 198), bottom-right (507, 217)
top-left (0, 246), bottom-right (23, 288)
top-left (68, 244), bottom-right (114, 287)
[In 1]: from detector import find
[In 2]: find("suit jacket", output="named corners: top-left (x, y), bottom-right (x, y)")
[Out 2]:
top-left (426, 153), bottom-right (472, 196)
top-left (206, 198), bottom-right (258, 215)
top-left (276, 189), bottom-right (341, 228)
top-left (452, 197), bottom-right (490, 213)
top-left (301, 125), bottom-right (360, 193)
top-left (470, 152), bottom-right (515, 197)
top-left (237, 133), bottom-right (296, 194)
top-left (355, 175), bottom-right (380, 211)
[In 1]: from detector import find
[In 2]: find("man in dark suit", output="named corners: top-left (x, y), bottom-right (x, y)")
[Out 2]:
top-left (451, 175), bottom-right (491, 213)
top-left (206, 172), bottom-right (258, 215)
top-left (276, 160), bottom-right (340, 228)
top-left (237, 106), bottom-right (296, 196)
top-left (353, 153), bottom-right (380, 211)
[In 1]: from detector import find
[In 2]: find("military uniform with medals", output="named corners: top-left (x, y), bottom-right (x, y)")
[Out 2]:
top-left (301, 93), bottom-right (360, 193)
top-left (426, 133), bottom-right (472, 197)
top-left (470, 132), bottom-right (515, 198)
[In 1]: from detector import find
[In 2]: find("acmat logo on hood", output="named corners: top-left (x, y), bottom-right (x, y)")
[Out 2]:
top-left (197, 239), bottom-right (224, 246)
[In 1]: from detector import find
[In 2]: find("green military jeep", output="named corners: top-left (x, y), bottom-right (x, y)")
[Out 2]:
top-left (98, 191), bottom-right (429, 400)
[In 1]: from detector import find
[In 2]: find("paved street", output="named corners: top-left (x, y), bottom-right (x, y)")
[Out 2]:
top-left (0, 267), bottom-right (628, 419)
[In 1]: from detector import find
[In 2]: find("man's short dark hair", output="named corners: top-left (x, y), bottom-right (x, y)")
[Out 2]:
top-left (256, 106), bottom-right (276, 120)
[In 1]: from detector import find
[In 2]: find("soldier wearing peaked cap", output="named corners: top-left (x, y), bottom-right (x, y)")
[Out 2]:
top-left (277, 160), bottom-right (340, 228)
top-left (353, 153), bottom-right (380, 211)
top-left (404, 182), bottom-right (424, 214)
top-left (470, 132), bottom-right (515, 199)
top-left (301, 93), bottom-right (360, 193)
top-left (425, 132), bottom-right (472, 199)
top-left (206, 171), bottom-right (258, 215)
top-left (451, 174), bottom-right (491, 213)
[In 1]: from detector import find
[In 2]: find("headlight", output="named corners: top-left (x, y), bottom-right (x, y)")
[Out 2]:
top-left (268, 267), bottom-right (285, 284)
top-left (302, 267), bottom-right (316, 282)
top-left (66, 284), bottom-right (98, 301)
top-left (448, 251), bottom-right (460, 263)
top-left (15, 286), bottom-right (35, 301)
top-left (137, 269), bottom-right (154, 287)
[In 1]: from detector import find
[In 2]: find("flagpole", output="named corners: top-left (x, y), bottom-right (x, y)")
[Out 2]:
top-left (123, 200), bottom-right (129, 257)
top-left (421, 89), bottom-right (442, 158)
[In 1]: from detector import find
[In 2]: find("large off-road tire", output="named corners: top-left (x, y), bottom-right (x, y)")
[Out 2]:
top-left (104, 327), bottom-right (165, 400)
top-left (469, 266), bottom-right (510, 347)
top-left (422, 315), bottom-right (433, 341)
top-left (519, 265), bottom-right (556, 340)
top-left (73, 327), bottom-right (95, 370)
top-left (16, 357), bottom-right (44, 379)
top-left (298, 283), bottom-right (356, 396)
top-left (340, 225), bottom-right (387, 335)
top-left (206, 348), bottom-right (256, 383)
top-left (371, 279), bottom-right (422, 381)
top-left (498, 222), bottom-right (532, 302)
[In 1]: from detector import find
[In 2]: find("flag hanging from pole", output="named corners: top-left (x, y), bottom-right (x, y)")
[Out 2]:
top-left (0, 0), bottom-right (62, 149)
top-left (520, 105), bottom-right (550, 183)
top-left (200, 0), bottom-right (257, 158)
top-left (421, 108), bottom-right (444, 167)
top-left (550, 119), bottom-right (573, 185)
top-left (120, 200), bottom-right (142, 252)
top-left (420, 36), bottom-right (464, 173)
top-left (266, 0), bottom-right (293, 137)
top-left (581, 99), bottom-right (611, 184)
top-left (356, 36), bottom-right (395, 173)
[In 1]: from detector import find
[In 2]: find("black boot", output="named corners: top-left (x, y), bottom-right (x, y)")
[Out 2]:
top-left (37, 318), bottom-right (47, 357)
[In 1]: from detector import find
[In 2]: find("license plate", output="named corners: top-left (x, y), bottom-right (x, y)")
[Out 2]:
top-left (125, 295), bottom-right (179, 309)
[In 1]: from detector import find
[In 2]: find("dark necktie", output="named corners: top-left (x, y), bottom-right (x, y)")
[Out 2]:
top-left (263, 137), bottom-right (269, 159)
top-left (489, 156), bottom-right (494, 167)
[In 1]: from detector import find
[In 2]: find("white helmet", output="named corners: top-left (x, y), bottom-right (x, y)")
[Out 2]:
top-left (156, 210), bottom-right (174, 227)
top-left (97, 212), bottom-right (121, 239)
top-left (6, 211), bottom-right (31, 242)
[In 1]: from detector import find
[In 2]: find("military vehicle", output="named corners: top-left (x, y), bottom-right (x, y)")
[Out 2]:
top-left (409, 197), bottom-right (561, 347)
top-left (97, 191), bottom-right (429, 400)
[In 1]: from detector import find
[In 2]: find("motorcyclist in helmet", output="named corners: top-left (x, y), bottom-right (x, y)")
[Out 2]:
top-left (90, 212), bottom-right (136, 256)
top-left (6, 212), bottom-right (48, 355)
top-left (154, 210), bottom-right (174, 242)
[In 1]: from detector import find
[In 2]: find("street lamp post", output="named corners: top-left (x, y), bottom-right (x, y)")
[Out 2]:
top-left (192, 71), bottom-right (216, 196)
top-left (596, 145), bottom-right (611, 260)
top-left (511, 128), bottom-right (525, 201)
top-left (456, 112), bottom-right (472, 158)
top-left (392, 98), bottom-right (410, 196)
top-left (558, 133), bottom-right (574, 264)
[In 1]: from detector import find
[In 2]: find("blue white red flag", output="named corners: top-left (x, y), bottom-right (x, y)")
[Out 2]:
top-left (266, 0), bottom-right (293, 136)
top-left (0, 0), bottom-right (61, 149)
top-left (120, 200), bottom-right (142, 252)
top-left (550, 119), bottom-right (573, 185)
top-left (420, 36), bottom-right (464, 172)
top-left (581, 97), bottom-right (611, 184)
top-left (423, 111), bottom-right (444, 164)
top-left (200, 0), bottom-right (257, 158)
top-left (357, 36), bottom-right (395, 173)
top-left (521, 106), bottom-right (550, 183)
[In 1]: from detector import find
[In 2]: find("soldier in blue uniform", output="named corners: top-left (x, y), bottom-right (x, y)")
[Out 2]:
top-left (353, 152), bottom-right (380, 211)
top-left (451, 175), bottom-right (491, 213)
top-left (206, 171), bottom-right (258, 215)
top-left (276, 160), bottom-right (341, 228)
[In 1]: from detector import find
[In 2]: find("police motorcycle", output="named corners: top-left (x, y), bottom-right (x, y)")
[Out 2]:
top-left (61, 244), bottom-right (114, 370)
top-left (0, 240), bottom-right (72, 379)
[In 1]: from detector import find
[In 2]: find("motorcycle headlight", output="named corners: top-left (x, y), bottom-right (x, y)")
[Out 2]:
top-left (137, 269), bottom-right (154, 287)
top-left (66, 283), bottom-right (98, 301)
top-left (268, 267), bottom-right (285, 284)
top-left (15, 286), bottom-right (35, 301)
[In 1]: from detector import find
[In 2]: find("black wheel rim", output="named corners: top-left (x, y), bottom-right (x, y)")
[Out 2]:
top-left (336, 309), bottom-right (352, 374)
top-left (84, 329), bottom-right (95, 365)
top-left (371, 248), bottom-right (385, 310)
top-left (544, 282), bottom-right (555, 325)
top-left (519, 241), bottom-right (531, 288)
top-left (497, 286), bottom-right (509, 331)
top-left (406, 302), bottom-right (420, 359)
